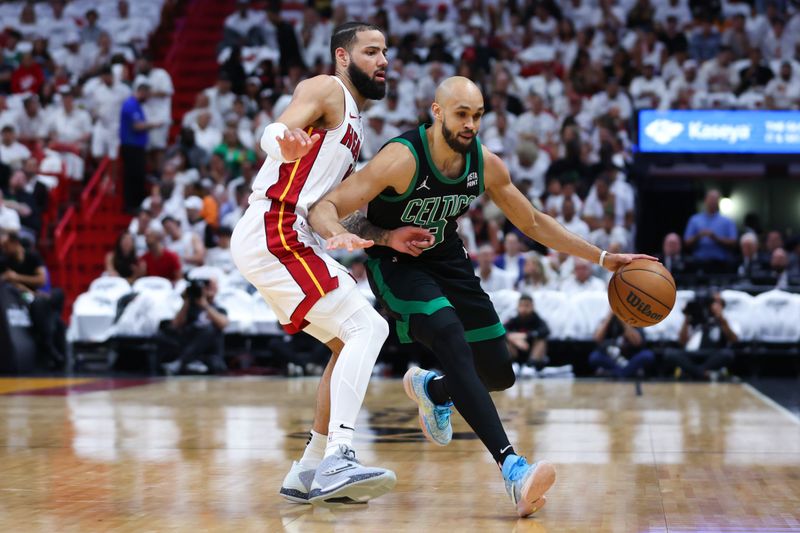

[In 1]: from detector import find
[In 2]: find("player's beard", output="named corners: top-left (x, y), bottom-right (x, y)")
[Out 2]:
top-left (441, 117), bottom-right (475, 154)
top-left (348, 61), bottom-right (386, 100)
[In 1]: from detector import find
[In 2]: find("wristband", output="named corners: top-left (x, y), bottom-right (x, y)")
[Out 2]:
top-left (260, 122), bottom-right (295, 163)
top-left (598, 250), bottom-right (608, 267)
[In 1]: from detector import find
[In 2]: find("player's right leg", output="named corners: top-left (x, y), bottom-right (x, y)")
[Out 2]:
top-left (231, 202), bottom-right (395, 505)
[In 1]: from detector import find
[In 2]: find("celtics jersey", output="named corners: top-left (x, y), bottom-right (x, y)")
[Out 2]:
top-left (366, 124), bottom-right (484, 259)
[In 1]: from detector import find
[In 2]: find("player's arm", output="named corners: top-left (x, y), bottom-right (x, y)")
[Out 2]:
top-left (308, 143), bottom-right (433, 256)
top-left (261, 76), bottom-right (337, 162)
top-left (482, 149), bottom-right (655, 272)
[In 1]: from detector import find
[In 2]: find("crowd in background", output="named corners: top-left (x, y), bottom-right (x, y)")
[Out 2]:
top-left (1, 0), bottom-right (800, 378)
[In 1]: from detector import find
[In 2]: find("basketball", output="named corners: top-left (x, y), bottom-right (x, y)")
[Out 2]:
top-left (608, 259), bottom-right (676, 327)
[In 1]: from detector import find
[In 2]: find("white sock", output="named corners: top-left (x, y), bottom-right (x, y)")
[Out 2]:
top-left (298, 430), bottom-right (326, 467)
top-left (323, 306), bottom-right (389, 458)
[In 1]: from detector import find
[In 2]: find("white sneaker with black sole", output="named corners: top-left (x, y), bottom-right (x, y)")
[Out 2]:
top-left (279, 461), bottom-right (316, 503)
top-left (308, 444), bottom-right (396, 506)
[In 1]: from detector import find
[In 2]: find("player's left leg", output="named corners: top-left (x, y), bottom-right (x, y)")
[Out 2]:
top-left (279, 337), bottom-right (341, 504)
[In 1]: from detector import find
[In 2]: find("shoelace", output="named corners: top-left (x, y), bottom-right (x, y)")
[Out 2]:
top-left (433, 402), bottom-right (452, 430)
top-left (340, 446), bottom-right (361, 464)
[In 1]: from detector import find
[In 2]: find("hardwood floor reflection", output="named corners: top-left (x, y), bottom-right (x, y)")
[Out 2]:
top-left (0, 378), bottom-right (798, 532)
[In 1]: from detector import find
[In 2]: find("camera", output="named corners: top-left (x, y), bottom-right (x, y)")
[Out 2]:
top-left (683, 289), bottom-right (713, 324)
top-left (185, 278), bottom-right (208, 301)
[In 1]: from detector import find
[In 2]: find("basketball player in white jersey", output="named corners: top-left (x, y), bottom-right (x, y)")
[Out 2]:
top-left (230, 22), bottom-right (431, 505)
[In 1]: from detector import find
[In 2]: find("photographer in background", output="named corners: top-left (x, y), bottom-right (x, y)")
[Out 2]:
top-left (664, 291), bottom-right (739, 381)
top-left (2, 233), bottom-right (66, 369)
top-left (589, 311), bottom-right (655, 378)
top-left (161, 276), bottom-right (229, 375)
top-left (505, 294), bottom-right (550, 378)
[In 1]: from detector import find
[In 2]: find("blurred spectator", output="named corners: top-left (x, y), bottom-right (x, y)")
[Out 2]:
top-left (223, 1), bottom-right (264, 46)
top-left (664, 291), bottom-right (738, 381)
top-left (265, 8), bottom-right (304, 75)
top-left (517, 253), bottom-right (553, 292)
top-left (3, 170), bottom-right (39, 240)
top-left (556, 197), bottom-right (590, 241)
top-left (205, 226), bottom-right (235, 274)
top-left (15, 95), bottom-right (48, 144)
top-left (0, 126), bottom-right (31, 171)
top-left (507, 141), bottom-right (549, 201)
top-left (463, 204), bottom-right (501, 254)
top-left (163, 216), bottom-right (205, 273)
top-left (161, 276), bottom-right (228, 376)
top-left (2, 232), bottom-right (65, 368)
top-left (760, 247), bottom-right (797, 289)
top-left (140, 227), bottom-right (182, 282)
top-left (185, 195), bottom-right (215, 247)
top-left (582, 174), bottom-right (632, 231)
top-left (560, 257), bottom-right (605, 293)
top-left (362, 107), bottom-right (401, 160)
top-left (630, 61), bottom-right (667, 108)
top-left (689, 18), bottom-right (721, 61)
top-left (735, 48), bottom-right (773, 95)
top-left (0, 189), bottom-right (21, 234)
top-left (213, 127), bottom-right (256, 177)
top-left (79, 9), bottom-right (105, 45)
top-left (85, 65), bottom-right (131, 160)
top-left (505, 294), bottom-right (550, 377)
top-left (683, 189), bottom-right (737, 271)
top-left (48, 86), bottom-right (92, 153)
top-left (204, 74), bottom-right (235, 119)
top-left (129, 207), bottom-right (159, 255)
top-left (494, 233), bottom-right (526, 286)
top-left (660, 232), bottom-right (689, 278)
top-left (589, 212), bottom-right (631, 253)
top-left (297, 7), bottom-right (333, 67)
top-left (736, 232), bottom-right (768, 282)
top-left (475, 244), bottom-right (515, 293)
top-left (11, 42), bottom-right (44, 95)
top-left (764, 62), bottom-right (800, 109)
top-left (192, 111), bottom-right (223, 154)
top-left (104, 231), bottom-right (144, 283)
top-left (698, 46), bottom-right (737, 94)
top-left (119, 80), bottom-right (161, 213)
top-left (135, 55), bottom-right (174, 170)
top-left (589, 311), bottom-right (655, 378)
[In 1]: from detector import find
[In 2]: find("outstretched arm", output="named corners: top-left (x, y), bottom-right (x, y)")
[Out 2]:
top-left (309, 143), bottom-right (434, 256)
top-left (482, 149), bottom-right (655, 272)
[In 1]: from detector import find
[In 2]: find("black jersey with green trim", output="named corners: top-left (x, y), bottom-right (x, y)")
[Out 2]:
top-left (366, 124), bottom-right (484, 259)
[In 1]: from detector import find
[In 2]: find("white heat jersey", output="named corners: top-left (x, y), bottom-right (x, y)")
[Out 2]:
top-left (249, 76), bottom-right (363, 218)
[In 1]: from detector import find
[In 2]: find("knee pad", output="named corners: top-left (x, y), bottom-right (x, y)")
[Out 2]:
top-left (337, 305), bottom-right (389, 347)
top-left (472, 337), bottom-right (515, 391)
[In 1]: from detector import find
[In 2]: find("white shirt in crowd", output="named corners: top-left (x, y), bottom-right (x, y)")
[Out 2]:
top-left (560, 274), bottom-right (606, 293)
top-left (589, 226), bottom-right (631, 252)
top-left (83, 77), bottom-right (131, 129)
top-left (476, 266), bottom-right (516, 294)
top-left (556, 214), bottom-right (591, 241)
top-left (0, 204), bottom-right (21, 232)
top-left (205, 247), bottom-right (236, 274)
top-left (48, 105), bottom-right (92, 144)
top-left (0, 142), bottom-right (32, 170)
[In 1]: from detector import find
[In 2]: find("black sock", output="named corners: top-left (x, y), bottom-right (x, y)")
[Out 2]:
top-left (498, 445), bottom-right (517, 468)
top-left (426, 375), bottom-right (450, 405)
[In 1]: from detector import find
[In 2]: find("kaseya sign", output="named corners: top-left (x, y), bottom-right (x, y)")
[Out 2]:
top-left (638, 110), bottom-right (800, 154)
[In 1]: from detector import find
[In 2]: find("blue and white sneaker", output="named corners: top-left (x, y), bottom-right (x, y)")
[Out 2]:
top-left (403, 366), bottom-right (453, 446)
top-left (308, 445), bottom-right (397, 506)
top-left (279, 461), bottom-right (316, 503)
top-left (502, 455), bottom-right (556, 517)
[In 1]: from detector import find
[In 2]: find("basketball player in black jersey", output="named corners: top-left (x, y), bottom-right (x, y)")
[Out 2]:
top-left (309, 76), bottom-right (655, 517)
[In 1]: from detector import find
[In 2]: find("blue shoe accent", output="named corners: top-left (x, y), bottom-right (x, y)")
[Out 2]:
top-left (502, 455), bottom-right (556, 517)
top-left (403, 367), bottom-right (453, 446)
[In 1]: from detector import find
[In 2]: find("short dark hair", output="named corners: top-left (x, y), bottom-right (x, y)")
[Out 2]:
top-left (330, 22), bottom-right (384, 63)
top-left (519, 294), bottom-right (533, 303)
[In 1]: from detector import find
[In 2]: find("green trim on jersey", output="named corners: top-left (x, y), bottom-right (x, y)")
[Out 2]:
top-left (476, 138), bottom-right (485, 196)
top-left (377, 138), bottom-right (419, 202)
top-left (366, 259), bottom-right (453, 317)
top-left (464, 322), bottom-right (506, 343)
top-left (419, 125), bottom-right (472, 185)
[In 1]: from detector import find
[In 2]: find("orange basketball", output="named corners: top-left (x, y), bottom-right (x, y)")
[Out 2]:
top-left (608, 259), bottom-right (676, 327)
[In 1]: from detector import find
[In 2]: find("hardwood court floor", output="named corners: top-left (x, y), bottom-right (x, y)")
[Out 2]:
top-left (0, 377), bottom-right (798, 533)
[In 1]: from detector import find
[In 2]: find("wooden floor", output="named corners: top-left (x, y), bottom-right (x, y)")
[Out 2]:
top-left (0, 377), bottom-right (799, 532)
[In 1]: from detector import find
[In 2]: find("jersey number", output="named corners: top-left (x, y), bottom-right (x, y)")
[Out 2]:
top-left (423, 220), bottom-right (447, 250)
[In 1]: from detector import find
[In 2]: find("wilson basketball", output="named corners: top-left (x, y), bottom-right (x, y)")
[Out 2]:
top-left (608, 259), bottom-right (676, 327)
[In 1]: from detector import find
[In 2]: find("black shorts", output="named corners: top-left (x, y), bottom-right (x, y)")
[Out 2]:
top-left (365, 247), bottom-right (505, 344)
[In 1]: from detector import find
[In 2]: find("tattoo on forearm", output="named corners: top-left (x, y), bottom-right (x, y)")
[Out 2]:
top-left (340, 212), bottom-right (390, 246)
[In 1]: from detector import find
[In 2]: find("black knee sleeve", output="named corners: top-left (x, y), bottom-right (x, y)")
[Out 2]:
top-left (472, 337), bottom-right (515, 391)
